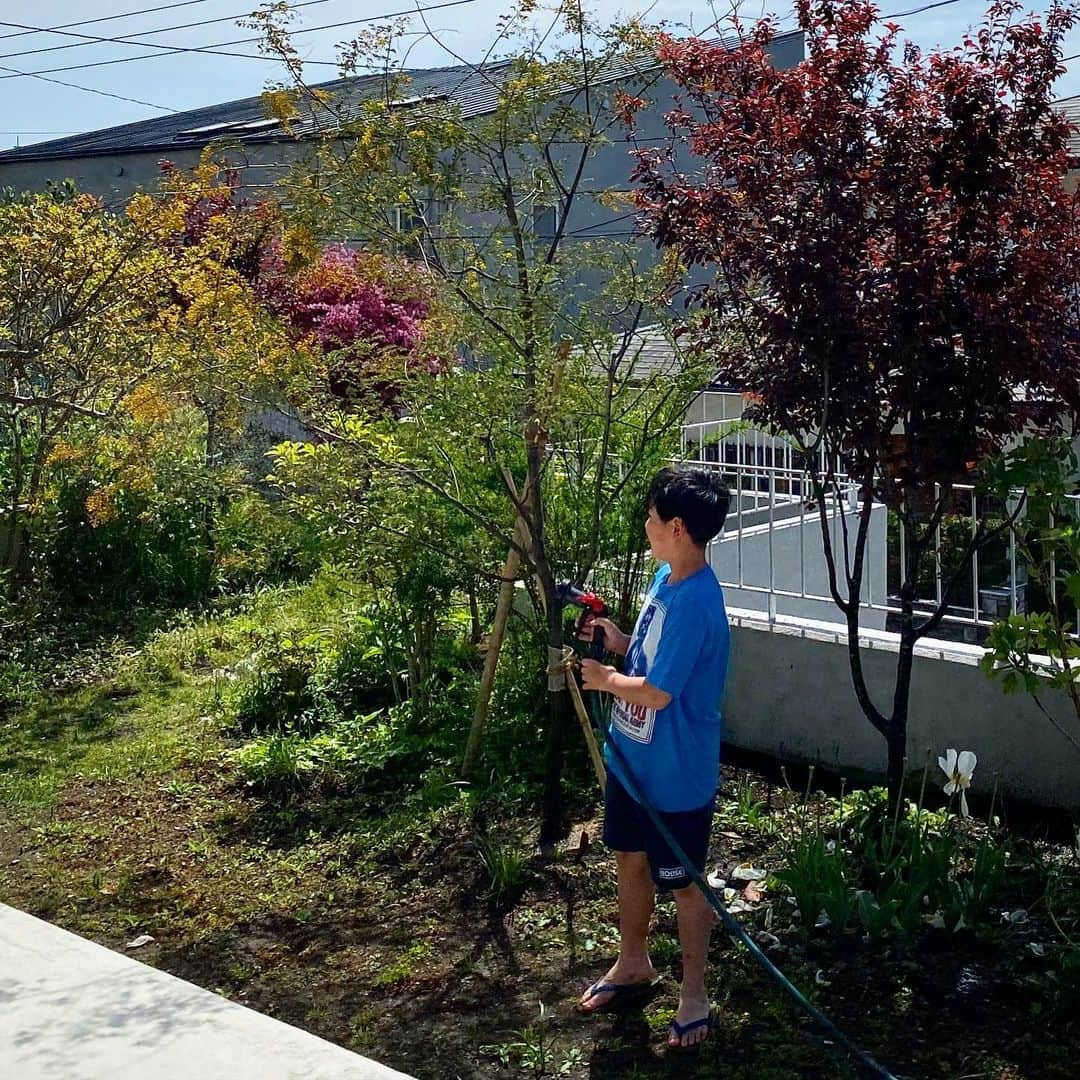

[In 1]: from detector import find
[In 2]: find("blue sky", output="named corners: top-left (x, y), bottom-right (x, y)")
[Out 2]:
top-left (5, 0), bottom-right (1080, 150)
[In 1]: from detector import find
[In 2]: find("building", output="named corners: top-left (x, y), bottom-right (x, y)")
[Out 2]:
top-left (0, 33), bottom-right (805, 214)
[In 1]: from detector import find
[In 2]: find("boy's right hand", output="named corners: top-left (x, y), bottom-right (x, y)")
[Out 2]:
top-left (578, 615), bottom-right (630, 657)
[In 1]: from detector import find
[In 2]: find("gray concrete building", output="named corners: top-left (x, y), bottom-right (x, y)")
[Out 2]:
top-left (0, 33), bottom-right (805, 222)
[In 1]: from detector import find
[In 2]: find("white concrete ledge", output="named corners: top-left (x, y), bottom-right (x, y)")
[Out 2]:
top-left (726, 605), bottom-right (990, 665)
top-left (0, 904), bottom-right (412, 1080)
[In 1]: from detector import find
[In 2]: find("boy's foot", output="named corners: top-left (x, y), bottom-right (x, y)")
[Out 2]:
top-left (578, 961), bottom-right (660, 1014)
top-left (667, 996), bottom-right (714, 1048)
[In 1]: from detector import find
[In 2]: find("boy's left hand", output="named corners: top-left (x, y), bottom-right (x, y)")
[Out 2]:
top-left (580, 659), bottom-right (615, 693)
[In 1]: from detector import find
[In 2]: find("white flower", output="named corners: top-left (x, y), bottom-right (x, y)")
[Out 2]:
top-left (938, 748), bottom-right (977, 817)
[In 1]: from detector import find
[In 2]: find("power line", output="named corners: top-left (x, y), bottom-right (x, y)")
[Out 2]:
top-left (0, 1), bottom-right (214, 43)
top-left (0, 0), bottom-right (335, 60)
top-left (0, 1), bottom-right (478, 81)
top-left (775, 0), bottom-right (963, 33)
top-left (883, 0), bottom-right (963, 19)
top-left (0, 9), bottom-right (342, 69)
top-left (0, 61), bottom-right (178, 110)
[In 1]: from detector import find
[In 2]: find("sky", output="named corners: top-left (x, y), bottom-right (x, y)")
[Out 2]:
top-left (5, 0), bottom-right (1080, 151)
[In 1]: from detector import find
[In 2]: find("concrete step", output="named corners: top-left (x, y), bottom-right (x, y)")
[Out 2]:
top-left (0, 903), bottom-right (413, 1080)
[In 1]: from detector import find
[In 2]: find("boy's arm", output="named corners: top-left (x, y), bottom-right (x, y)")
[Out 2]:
top-left (580, 662), bottom-right (672, 710)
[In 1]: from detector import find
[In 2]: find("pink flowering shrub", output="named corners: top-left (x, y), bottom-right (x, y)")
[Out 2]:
top-left (260, 242), bottom-right (449, 408)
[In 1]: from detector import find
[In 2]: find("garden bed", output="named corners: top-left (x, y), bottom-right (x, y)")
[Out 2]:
top-left (1, 584), bottom-right (1078, 1079)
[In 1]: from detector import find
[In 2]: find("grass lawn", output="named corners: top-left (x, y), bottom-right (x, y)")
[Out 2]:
top-left (2, 581), bottom-right (1079, 1079)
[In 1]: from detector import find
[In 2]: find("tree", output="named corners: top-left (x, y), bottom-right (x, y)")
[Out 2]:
top-left (0, 186), bottom-right (173, 586)
top-left (0, 161), bottom-right (317, 596)
top-left (981, 437), bottom-right (1080, 757)
top-left (629, 0), bottom-right (1080, 799)
top-left (257, 1), bottom-right (715, 843)
top-left (154, 158), bottom-right (315, 473)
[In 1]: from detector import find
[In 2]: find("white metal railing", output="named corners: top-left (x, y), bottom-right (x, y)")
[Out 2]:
top-left (678, 416), bottom-right (1065, 638)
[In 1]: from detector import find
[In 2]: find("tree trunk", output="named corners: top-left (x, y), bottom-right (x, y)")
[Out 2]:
top-left (887, 629), bottom-right (916, 807)
top-left (468, 581), bottom-right (482, 645)
top-left (539, 592), bottom-right (569, 850)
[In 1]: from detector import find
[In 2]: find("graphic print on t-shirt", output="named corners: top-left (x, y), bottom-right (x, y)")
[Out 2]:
top-left (611, 597), bottom-right (667, 744)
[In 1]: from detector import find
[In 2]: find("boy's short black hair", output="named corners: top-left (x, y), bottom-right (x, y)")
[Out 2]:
top-left (646, 467), bottom-right (731, 547)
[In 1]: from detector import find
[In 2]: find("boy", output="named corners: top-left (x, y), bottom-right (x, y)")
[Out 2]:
top-left (578, 465), bottom-right (731, 1049)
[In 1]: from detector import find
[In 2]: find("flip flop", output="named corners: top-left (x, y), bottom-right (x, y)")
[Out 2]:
top-left (578, 975), bottom-right (663, 1014)
top-left (667, 1008), bottom-right (716, 1048)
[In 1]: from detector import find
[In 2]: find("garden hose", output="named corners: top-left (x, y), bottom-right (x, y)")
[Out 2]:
top-left (558, 644), bottom-right (899, 1080)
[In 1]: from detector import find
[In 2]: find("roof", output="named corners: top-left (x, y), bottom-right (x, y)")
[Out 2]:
top-left (0, 30), bottom-right (803, 165)
top-left (0, 63), bottom-right (513, 163)
top-left (589, 324), bottom-right (735, 390)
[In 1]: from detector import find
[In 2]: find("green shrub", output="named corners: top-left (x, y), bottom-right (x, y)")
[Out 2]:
top-left (476, 834), bottom-right (528, 903)
top-left (773, 834), bottom-right (855, 933)
top-left (774, 786), bottom-right (1009, 941)
top-left (226, 632), bottom-right (325, 734)
top-left (213, 490), bottom-right (324, 592)
top-left (233, 732), bottom-right (323, 802)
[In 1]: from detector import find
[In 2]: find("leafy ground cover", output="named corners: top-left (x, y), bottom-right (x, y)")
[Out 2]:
top-left (2, 577), bottom-right (1079, 1079)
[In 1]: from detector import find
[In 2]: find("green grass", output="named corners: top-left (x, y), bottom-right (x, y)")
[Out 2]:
top-left (373, 941), bottom-right (435, 987)
top-left (0, 682), bottom-right (210, 811)
top-left (0, 569), bottom-right (364, 813)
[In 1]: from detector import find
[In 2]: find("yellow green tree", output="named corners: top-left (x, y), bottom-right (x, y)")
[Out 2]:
top-left (0, 162), bottom-right (317, 592)
top-left (0, 186), bottom-right (174, 584)
top-left (258, 1), bottom-right (717, 843)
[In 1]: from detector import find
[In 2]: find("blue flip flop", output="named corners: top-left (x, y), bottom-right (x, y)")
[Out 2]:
top-left (667, 1008), bottom-right (716, 1048)
top-left (578, 976), bottom-right (663, 1014)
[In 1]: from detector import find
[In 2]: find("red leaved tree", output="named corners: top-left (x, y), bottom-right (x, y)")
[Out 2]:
top-left (630, 0), bottom-right (1080, 798)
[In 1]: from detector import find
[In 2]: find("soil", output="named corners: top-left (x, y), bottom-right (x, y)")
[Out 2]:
top-left (1, 753), bottom-right (1078, 1080)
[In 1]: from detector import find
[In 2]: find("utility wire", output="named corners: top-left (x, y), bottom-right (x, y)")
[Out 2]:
top-left (0, 62), bottom-right (178, 110)
top-left (0, 1), bottom-right (478, 81)
top-left (0, 1), bottom-right (337, 60)
top-left (884, 0), bottom-right (963, 19)
top-left (0, 0), bottom-right (213, 42)
top-left (774, 0), bottom-right (963, 34)
top-left (0, 21), bottom-right (339, 69)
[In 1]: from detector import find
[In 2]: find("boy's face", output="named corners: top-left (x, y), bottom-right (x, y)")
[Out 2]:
top-left (645, 504), bottom-right (680, 562)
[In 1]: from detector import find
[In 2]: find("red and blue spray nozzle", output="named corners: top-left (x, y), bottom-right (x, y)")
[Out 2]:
top-left (555, 582), bottom-right (609, 659)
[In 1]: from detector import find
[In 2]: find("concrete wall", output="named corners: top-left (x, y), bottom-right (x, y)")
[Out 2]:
top-left (0, 140), bottom-right (308, 208)
top-left (724, 607), bottom-right (1080, 811)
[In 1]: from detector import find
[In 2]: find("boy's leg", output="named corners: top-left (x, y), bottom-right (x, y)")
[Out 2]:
top-left (579, 850), bottom-right (658, 1012)
top-left (670, 882), bottom-right (714, 1046)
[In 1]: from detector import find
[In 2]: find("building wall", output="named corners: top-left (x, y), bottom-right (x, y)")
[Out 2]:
top-left (0, 140), bottom-right (309, 207)
top-left (0, 33), bottom-right (806, 219)
top-left (724, 608), bottom-right (1080, 811)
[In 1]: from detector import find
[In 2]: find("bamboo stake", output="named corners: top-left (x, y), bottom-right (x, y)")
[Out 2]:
top-left (563, 649), bottom-right (607, 794)
top-left (460, 516), bottom-right (527, 779)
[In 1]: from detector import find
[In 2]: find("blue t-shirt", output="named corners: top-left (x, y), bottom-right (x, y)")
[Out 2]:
top-left (605, 562), bottom-right (729, 813)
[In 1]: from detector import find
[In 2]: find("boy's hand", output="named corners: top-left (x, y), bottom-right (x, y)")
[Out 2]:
top-left (580, 659), bottom-right (617, 693)
top-left (577, 615), bottom-right (630, 657)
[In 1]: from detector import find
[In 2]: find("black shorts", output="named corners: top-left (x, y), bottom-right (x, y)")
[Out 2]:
top-left (602, 770), bottom-right (715, 891)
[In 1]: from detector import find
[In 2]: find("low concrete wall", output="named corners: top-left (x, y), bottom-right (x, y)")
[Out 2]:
top-left (724, 607), bottom-right (1080, 811)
